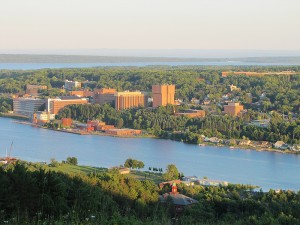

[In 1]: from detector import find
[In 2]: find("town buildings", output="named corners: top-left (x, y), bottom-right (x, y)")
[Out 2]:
top-left (46, 96), bottom-right (88, 114)
top-left (64, 80), bottom-right (81, 90)
top-left (223, 102), bottom-right (244, 116)
top-left (13, 97), bottom-right (46, 117)
top-left (93, 88), bottom-right (116, 105)
top-left (114, 91), bottom-right (145, 110)
top-left (152, 84), bottom-right (175, 107)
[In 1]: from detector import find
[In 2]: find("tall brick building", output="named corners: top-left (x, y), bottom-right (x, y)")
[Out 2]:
top-left (152, 85), bottom-right (175, 108)
top-left (114, 91), bottom-right (145, 110)
top-left (223, 102), bottom-right (244, 116)
top-left (46, 96), bottom-right (88, 114)
top-left (94, 88), bottom-right (116, 105)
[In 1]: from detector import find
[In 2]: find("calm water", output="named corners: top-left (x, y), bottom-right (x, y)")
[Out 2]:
top-left (0, 61), bottom-right (297, 70)
top-left (0, 117), bottom-right (300, 191)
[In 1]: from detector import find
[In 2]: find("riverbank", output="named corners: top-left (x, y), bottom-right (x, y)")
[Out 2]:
top-left (9, 117), bottom-right (299, 155)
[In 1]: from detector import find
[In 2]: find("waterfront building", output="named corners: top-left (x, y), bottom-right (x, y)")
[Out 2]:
top-left (105, 128), bottom-right (142, 136)
top-left (114, 91), bottom-right (145, 110)
top-left (152, 84), bottom-right (175, 107)
top-left (175, 109), bottom-right (206, 118)
top-left (13, 97), bottom-right (46, 117)
top-left (64, 80), bottom-right (81, 90)
top-left (46, 96), bottom-right (88, 115)
top-left (61, 118), bottom-right (72, 127)
top-left (223, 102), bottom-right (244, 116)
top-left (93, 88), bottom-right (116, 105)
top-left (33, 111), bottom-right (55, 124)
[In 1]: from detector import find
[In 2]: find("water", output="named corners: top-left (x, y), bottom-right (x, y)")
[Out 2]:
top-left (0, 117), bottom-right (300, 191)
top-left (0, 61), bottom-right (297, 70)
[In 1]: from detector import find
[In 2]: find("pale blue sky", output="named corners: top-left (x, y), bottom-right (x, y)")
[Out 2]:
top-left (1, 0), bottom-right (300, 53)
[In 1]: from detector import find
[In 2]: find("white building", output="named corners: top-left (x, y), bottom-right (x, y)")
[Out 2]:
top-left (13, 98), bottom-right (45, 117)
top-left (64, 80), bottom-right (81, 91)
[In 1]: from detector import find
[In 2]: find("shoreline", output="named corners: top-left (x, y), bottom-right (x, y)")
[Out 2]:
top-left (8, 117), bottom-right (299, 155)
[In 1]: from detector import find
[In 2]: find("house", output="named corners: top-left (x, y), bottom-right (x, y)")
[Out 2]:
top-left (238, 140), bottom-right (251, 146)
top-left (204, 137), bottom-right (220, 143)
top-left (196, 179), bottom-right (229, 187)
top-left (159, 183), bottom-right (198, 213)
top-left (109, 166), bottom-right (130, 174)
top-left (182, 176), bottom-right (198, 182)
top-left (274, 141), bottom-right (285, 149)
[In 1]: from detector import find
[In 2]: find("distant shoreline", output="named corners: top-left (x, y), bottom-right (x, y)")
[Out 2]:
top-left (1, 54), bottom-right (300, 64)
top-left (7, 116), bottom-right (298, 155)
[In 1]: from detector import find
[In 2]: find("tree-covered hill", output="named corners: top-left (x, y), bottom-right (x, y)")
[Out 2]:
top-left (1, 161), bottom-right (300, 225)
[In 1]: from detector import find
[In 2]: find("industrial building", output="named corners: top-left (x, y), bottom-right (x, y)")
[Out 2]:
top-left (152, 84), bottom-right (175, 108)
top-left (13, 97), bottom-right (46, 117)
top-left (114, 91), bottom-right (145, 110)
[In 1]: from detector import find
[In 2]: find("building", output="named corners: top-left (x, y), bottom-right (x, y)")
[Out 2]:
top-left (175, 109), bottom-right (206, 118)
top-left (249, 119), bottom-right (270, 128)
top-left (114, 91), bottom-right (145, 110)
top-left (223, 102), bottom-right (244, 116)
top-left (33, 111), bottom-right (55, 124)
top-left (105, 128), bottom-right (142, 136)
top-left (94, 88), bottom-right (116, 105)
top-left (152, 84), bottom-right (175, 108)
top-left (46, 96), bottom-right (88, 115)
top-left (69, 90), bottom-right (93, 98)
top-left (61, 118), bottom-right (72, 127)
top-left (26, 84), bottom-right (47, 95)
top-left (159, 183), bottom-right (198, 213)
top-left (64, 80), bottom-right (81, 91)
top-left (274, 141), bottom-right (285, 149)
top-left (196, 179), bottom-right (229, 187)
top-left (229, 84), bottom-right (241, 92)
top-left (13, 97), bottom-right (46, 117)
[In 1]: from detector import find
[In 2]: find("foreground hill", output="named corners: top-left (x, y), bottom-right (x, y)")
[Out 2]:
top-left (0, 161), bottom-right (300, 225)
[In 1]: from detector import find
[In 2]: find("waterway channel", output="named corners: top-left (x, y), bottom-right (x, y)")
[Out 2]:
top-left (1, 117), bottom-right (300, 191)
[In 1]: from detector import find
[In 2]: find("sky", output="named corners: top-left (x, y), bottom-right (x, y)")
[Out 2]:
top-left (1, 0), bottom-right (300, 56)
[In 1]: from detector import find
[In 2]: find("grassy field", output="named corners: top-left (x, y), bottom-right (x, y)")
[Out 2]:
top-left (36, 163), bottom-right (165, 184)
top-left (42, 163), bottom-right (107, 175)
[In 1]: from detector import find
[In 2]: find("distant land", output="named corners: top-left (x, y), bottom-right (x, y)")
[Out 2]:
top-left (1, 54), bottom-right (300, 64)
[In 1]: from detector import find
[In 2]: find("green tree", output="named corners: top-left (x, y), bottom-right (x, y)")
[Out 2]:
top-left (163, 164), bottom-right (179, 181)
top-left (66, 156), bottom-right (78, 165)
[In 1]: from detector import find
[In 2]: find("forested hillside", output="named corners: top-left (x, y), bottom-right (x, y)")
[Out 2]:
top-left (0, 162), bottom-right (300, 225)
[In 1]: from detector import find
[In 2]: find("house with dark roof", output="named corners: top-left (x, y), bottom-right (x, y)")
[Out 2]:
top-left (159, 183), bottom-right (198, 213)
